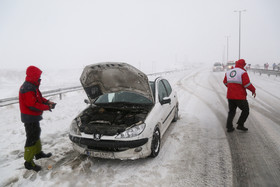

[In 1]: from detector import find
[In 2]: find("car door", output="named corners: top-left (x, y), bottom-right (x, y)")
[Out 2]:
top-left (162, 79), bottom-right (177, 126)
top-left (162, 79), bottom-right (176, 107)
top-left (157, 79), bottom-right (172, 134)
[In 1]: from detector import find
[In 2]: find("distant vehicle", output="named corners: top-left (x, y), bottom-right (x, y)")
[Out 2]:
top-left (212, 62), bottom-right (224, 72)
top-left (69, 62), bottom-right (179, 160)
top-left (226, 61), bottom-right (235, 70)
top-left (254, 64), bottom-right (261, 69)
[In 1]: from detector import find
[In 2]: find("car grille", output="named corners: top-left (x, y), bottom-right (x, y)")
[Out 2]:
top-left (69, 134), bottom-right (148, 151)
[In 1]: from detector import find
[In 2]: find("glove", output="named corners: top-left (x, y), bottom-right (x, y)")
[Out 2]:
top-left (252, 92), bottom-right (256, 98)
top-left (48, 103), bottom-right (56, 111)
top-left (50, 103), bottom-right (56, 109)
top-left (49, 105), bottom-right (52, 112)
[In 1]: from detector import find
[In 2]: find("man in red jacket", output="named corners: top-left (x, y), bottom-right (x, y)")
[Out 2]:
top-left (223, 59), bottom-right (256, 132)
top-left (19, 66), bottom-right (56, 171)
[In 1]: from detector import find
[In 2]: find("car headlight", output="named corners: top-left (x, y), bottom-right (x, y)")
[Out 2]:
top-left (70, 118), bottom-right (81, 135)
top-left (116, 123), bottom-right (146, 139)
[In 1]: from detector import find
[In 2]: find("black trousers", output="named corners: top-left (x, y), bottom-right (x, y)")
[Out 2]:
top-left (226, 99), bottom-right (249, 129)
top-left (24, 122), bottom-right (41, 147)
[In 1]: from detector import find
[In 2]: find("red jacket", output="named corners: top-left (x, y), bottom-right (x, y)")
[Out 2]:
top-left (223, 59), bottom-right (256, 100)
top-left (19, 66), bottom-right (50, 123)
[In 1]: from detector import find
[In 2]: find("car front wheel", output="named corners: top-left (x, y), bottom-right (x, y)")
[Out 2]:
top-left (150, 127), bottom-right (160, 158)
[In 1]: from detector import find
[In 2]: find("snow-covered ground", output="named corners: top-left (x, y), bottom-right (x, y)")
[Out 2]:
top-left (1, 64), bottom-right (280, 187)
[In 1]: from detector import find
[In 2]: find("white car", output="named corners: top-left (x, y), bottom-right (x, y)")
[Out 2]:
top-left (213, 62), bottom-right (224, 72)
top-left (226, 61), bottom-right (235, 70)
top-left (69, 62), bottom-right (179, 160)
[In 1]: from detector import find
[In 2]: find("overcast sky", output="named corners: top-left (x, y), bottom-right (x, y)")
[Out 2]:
top-left (0, 0), bottom-right (279, 72)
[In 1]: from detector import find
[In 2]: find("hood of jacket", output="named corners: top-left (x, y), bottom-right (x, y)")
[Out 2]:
top-left (235, 59), bottom-right (246, 70)
top-left (25, 66), bottom-right (42, 86)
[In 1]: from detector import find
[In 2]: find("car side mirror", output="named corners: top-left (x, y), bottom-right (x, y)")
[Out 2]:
top-left (84, 99), bottom-right (90, 104)
top-left (161, 97), bottom-right (171, 105)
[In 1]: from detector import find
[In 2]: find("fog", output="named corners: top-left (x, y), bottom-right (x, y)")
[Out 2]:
top-left (0, 0), bottom-right (279, 72)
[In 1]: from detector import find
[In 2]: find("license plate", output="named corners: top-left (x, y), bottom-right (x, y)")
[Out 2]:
top-left (85, 150), bottom-right (114, 159)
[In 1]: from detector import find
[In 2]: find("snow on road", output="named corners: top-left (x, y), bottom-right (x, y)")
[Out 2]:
top-left (0, 65), bottom-right (280, 186)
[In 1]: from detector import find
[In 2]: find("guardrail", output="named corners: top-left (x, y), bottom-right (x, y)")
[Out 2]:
top-left (0, 86), bottom-right (83, 107)
top-left (249, 68), bottom-right (280, 77)
top-left (0, 69), bottom-right (185, 107)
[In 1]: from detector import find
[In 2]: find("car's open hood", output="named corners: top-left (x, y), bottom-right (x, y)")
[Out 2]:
top-left (80, 62), bottom-right (154, 103)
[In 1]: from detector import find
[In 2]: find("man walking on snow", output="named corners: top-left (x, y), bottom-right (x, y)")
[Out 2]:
top-left (19, 66), bottom-right (56, 171)
top-left (223, 59), bottom-right (256, 132)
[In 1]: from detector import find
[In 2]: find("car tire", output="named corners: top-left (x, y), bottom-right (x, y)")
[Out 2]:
top-left (172, 105), bottom-right (179, 122)
top-left (150, 127), bottom-right (160, 158)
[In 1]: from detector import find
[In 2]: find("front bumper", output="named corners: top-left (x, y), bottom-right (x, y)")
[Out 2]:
top-left (69, 134), bottom-right (151, 160)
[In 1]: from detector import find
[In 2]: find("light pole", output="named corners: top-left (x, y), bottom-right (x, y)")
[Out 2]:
top-left (234, 9), bottom-right (246, 59)
top-left (225, 35), bottom-right (230, 63)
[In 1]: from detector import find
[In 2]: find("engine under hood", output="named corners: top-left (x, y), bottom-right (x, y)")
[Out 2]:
top-left (80, 62), bottom-right (154, 103)
top-left (77, 105), bottom-right (151, 136)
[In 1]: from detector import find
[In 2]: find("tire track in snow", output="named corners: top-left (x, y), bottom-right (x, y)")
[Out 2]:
top-left (209, 71), bottom-right (280, 186)
top-left (178, 70), bottom-right (228, 125)
top-left (254, 84), bottom-right (280, 100)
top-left (179, 69), bottom-right (280, 186)
top-left (176, 69), bottom-right (232, 186)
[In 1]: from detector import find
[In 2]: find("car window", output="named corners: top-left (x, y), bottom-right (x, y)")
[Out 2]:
top-left (162, 79), bottom-right (172, 96)
top-left (95, 91), bottom-right (152, 104)
top-left (158, 80), bottom-right (168, 102)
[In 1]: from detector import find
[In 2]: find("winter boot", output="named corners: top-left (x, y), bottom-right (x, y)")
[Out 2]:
top-left (24, 160), bottom-right (41, 172)
top-left (24, 145), bottom-right (37, 163)
top-left (237, 126), bottom-right (248, 131)
top-left (35, 151), bottom-right (52, 160)
top-left (227, 127), bottom-right (235, 133)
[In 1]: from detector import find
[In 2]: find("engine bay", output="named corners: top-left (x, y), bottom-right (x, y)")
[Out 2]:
top-left (77, 105), bottom-right (151, 136)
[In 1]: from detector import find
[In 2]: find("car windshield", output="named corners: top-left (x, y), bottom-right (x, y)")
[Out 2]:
top-left (95, 91), bottom-right (153, 105)
top-left (227, 62), bottom-right (235, 66)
